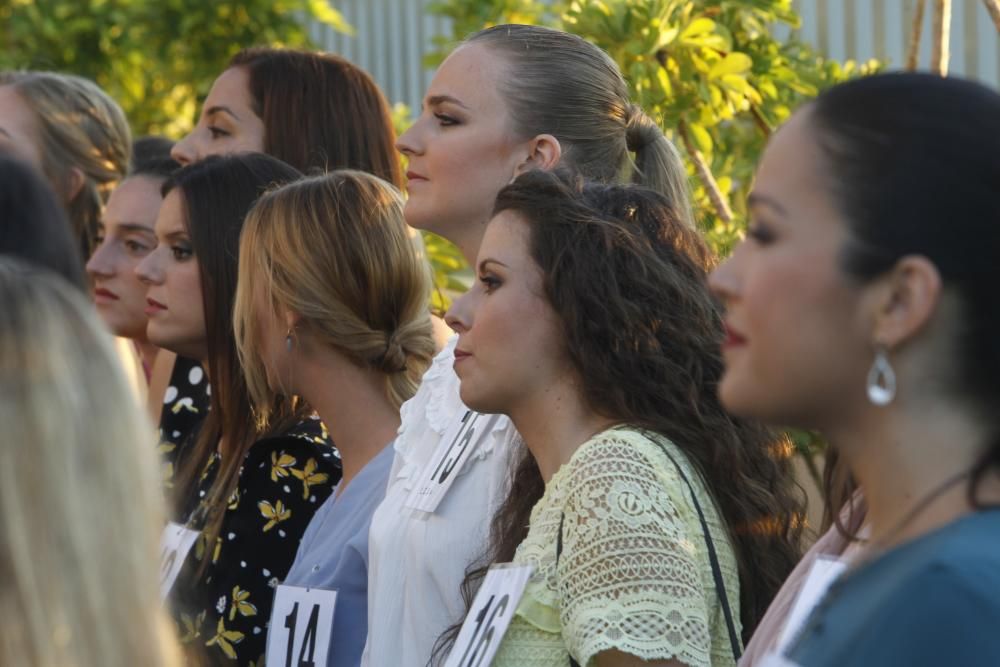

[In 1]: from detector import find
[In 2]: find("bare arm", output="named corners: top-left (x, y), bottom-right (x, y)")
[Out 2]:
top-left (593, 649), bottom-right (687, 667)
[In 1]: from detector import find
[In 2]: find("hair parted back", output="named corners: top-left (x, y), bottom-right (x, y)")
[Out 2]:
top-left (228, 48), bottom-right (403, 188)
top-left (0, 257), bottom-right (178, 667)
top-left (464, 24), bottom-right (693, 226)
top-left (0, 155), bottom-right (87, 290)
top-left (808, 72), bottom-right (1000, 518)
top-left (0, 71), bottom-right (131, 258)
top-left (435, 171), bottom-right (803, 660)
top-left (164, 153), bottom-right (305, 575)
top-left (235, 169), bottom-right (435, 421)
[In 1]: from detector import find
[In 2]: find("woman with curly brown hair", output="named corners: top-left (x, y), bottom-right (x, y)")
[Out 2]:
top-left (441, 169), bottom-right (804, 667)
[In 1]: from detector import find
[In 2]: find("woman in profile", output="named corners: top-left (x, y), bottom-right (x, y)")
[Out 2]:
top-left (0, 257), bottom-right (178, 667)
top-left (234, 170), bottom-right (435, 666)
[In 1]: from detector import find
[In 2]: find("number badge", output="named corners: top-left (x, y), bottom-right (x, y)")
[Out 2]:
top-left (444, 563), bottom-right (533, 667)
top-left (159, 521), bottom-right (200, 599)
top-left (265, 585), bottom-right (338, 667)
top-left (406, 410), bottom-right (500, 514)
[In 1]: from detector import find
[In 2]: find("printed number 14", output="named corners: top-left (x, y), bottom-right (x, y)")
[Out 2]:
top-left (283, 601), bottom-right (320, 667)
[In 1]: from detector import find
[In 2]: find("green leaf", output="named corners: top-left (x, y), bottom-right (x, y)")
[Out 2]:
top-left (709, 52), bottom-right (753, 79)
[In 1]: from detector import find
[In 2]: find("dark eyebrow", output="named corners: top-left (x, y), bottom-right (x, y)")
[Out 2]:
top-left (477, 258), bottom-right (508, 272)
top-left (205, 105), bottom-right (241, 122)
top-left (747, 192), bottom-right (788, 217)
top-left (426, 94), bottom-right (470, 110)
top-left (114, 223), bottom-right (157, 235)
top-left (164, 230), bottom-right (191, 242)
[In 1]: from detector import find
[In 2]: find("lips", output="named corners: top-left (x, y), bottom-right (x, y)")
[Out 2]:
top-left (145, 297), bottom-right (167, 316)
top-left (722, 323), bottom-right (747, 349)
top-left (405, 170), bottom-right (427, 184)
top-left (93, 287), bottom-right (119, 302)
top-left (453, 348), bottom-right (472, 369)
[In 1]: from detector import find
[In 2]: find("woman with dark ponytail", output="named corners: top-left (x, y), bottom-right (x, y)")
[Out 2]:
top-left (711, 72), bottom-right (1000, 666)
top-left (441, 169), bottom-right (802, 666)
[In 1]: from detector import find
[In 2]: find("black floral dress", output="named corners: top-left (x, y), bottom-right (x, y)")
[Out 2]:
top-left (158, 356), bottom-right (212, 487)
top-left (163, 417), bottom-right (341, 665)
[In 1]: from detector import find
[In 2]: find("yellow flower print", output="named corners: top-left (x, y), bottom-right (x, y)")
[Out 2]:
top-left (228, 488), bottom-right (241, 510)
top-left (229, 586), bottom-right (258, 620)
top-left (271, 451), bottom-right (297, 482)
top-left (171, 398), bottom-right (200, 415)
top-left (212, 536), bottom-right (222, 564)
top-left (157, 441), bottom-right (176, 456)
top-left (291, 458), bottom-right (330, 499)
top-left (206, 616), bottom-right (244, 659)
top-left (259, 500), bottom-right (291, 532)
top-left (178, 610), bottom-right (206, 643)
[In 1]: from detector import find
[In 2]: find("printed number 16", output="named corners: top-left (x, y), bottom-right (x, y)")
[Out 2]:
top-left (458, 593), bottom-right (510, 667)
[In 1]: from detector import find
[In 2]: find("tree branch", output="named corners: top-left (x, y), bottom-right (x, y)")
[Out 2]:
top-left (906, 0), bottom-right (927, 71)
top-left (931, 0), bottom-right (951, 76)
top-left (677, 118), bottom-right (733, 223)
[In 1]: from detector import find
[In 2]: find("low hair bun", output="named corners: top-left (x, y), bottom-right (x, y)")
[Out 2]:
top-left (625, 104), bottom-right (660, 152)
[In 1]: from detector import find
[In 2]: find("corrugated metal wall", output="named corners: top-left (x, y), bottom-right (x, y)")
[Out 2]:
top-left (308, 0), bottom-right (999, 111)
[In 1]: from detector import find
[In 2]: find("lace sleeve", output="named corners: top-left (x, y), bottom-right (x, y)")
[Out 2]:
top-left (557, 432), bottom-right (714, 667)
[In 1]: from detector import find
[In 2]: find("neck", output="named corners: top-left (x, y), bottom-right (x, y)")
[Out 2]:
top-left (824, 398), bottom-right (996, 551)
top-left (454, 223), bottom-right (487, 267)
top-left (508, 375), bottom-right (615, 483)
top-left (133, 338), bottom-right (160, 377)
top-left (294, 347), bottom-right (398, 491)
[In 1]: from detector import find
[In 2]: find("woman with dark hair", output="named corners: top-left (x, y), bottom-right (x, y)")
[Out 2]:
top-left (0, 154), bottom-right (86, 289)
top-left (439, 169), bottom-right (799, 667)
top-left (710, 72), bottom-right (1000, 665)
top-left (171, 47), bottom-right (401, 188)
top-left (136, 154), bottom-right (340, 665)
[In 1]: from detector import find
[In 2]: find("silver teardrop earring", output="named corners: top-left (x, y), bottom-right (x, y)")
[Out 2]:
top-left (866, 346), bottom-right (896, 406)
top-left (285, 328), bottom-right (293, 353)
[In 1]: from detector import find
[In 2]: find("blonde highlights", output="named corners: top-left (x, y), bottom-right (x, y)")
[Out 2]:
top-left (235, 170), bottom-right (435, 423)
top-left (0, 72), bottom-right (131, 257)
top-left (0, 258), bottom-right (177, 667)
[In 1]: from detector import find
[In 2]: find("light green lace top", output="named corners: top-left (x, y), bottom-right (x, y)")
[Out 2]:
top-left (493, 425), bottom-right (741, 667)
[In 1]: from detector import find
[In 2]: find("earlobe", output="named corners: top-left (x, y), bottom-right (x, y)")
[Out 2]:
top-left (512, 134), bottom-right (563, 180)
top-left (283, 310), bottom-right (303, 331)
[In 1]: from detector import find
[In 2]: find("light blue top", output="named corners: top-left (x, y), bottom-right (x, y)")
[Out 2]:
top-left (281, 442), bottom-right (395, 667)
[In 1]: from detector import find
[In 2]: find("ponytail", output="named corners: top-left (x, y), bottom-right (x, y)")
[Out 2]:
top-left (626, 104), bottom-right (694, 228)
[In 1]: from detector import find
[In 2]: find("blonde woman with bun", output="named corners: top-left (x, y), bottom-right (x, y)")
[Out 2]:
top-left (0, 71), bottom-right (131, 259)
top-left (234, 170), bottom-right (435, 667)
top-left (0, 257), bottom-right (178, 667)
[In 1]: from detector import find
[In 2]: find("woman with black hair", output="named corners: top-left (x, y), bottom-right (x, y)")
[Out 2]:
top-left (711, 72), bottom-right (1000, 665)
top-left (136, 154), bottom-right (340, 665)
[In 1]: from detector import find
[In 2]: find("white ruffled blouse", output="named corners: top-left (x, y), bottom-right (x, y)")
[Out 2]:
top-left (362, 336), bottom-right (520, 666)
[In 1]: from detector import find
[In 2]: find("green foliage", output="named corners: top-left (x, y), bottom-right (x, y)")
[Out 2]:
top-left (425, 0), bottom-right (880, 256)
top-left (0, 0), bottom-right (350, 137)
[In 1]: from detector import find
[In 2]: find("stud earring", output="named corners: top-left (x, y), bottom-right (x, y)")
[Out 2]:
top-left (866, 345), bottom-right (896, 406)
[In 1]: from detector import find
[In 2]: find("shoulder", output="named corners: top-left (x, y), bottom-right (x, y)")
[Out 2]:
top-left (244, 416), bottom-right (341, 482)
top-left (560, 426), bottom-right (688, 495)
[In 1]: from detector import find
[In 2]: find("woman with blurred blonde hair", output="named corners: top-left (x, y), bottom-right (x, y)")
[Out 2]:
top-left (0, 257), bottom-right (178, 667)
top-left (234, 170), bottom-right (435, 667)
top-left (0, 71), bottom-right (131, 259)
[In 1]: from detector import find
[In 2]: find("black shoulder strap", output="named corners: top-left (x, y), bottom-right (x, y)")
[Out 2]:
top-left (555, 449), bottom-right (743, 664)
